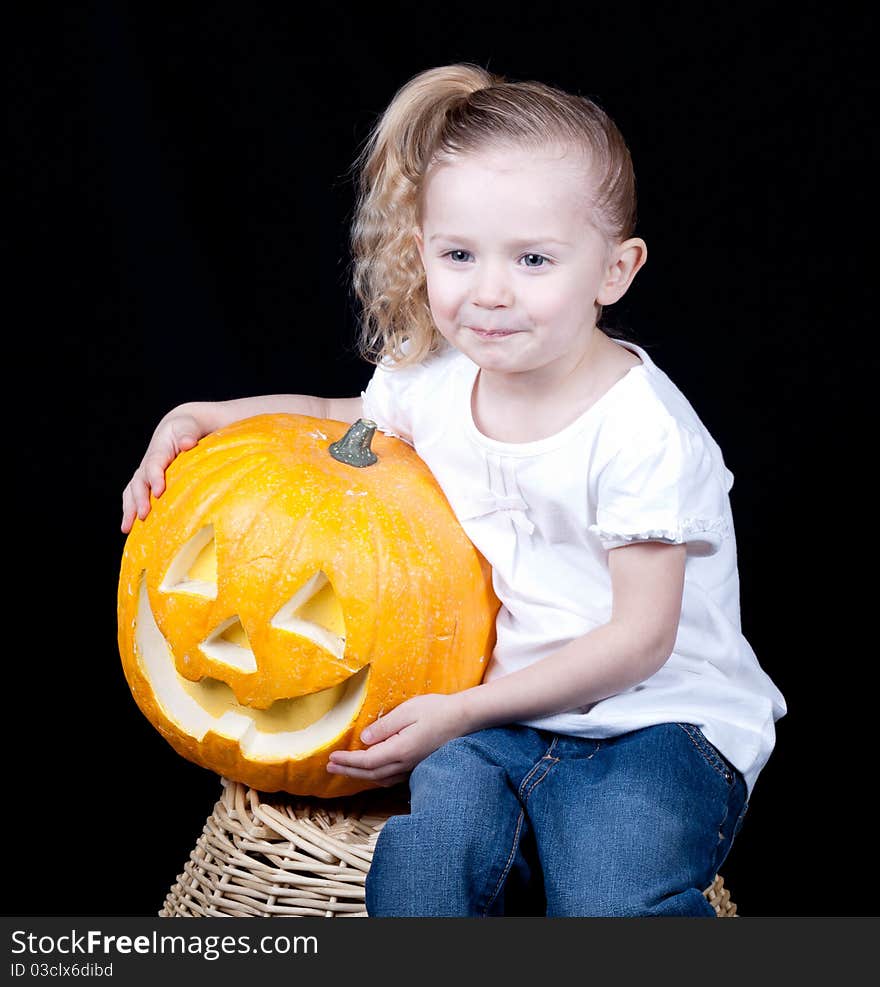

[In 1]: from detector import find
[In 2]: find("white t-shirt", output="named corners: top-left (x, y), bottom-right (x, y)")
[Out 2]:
top-left (361, 337), bottom-right (787, 798)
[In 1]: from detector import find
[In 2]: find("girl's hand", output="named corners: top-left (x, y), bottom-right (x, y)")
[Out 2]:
top-left (121, 411), bottom-right (203, 533)
top-left (326, 693), bottom-right (471, 787)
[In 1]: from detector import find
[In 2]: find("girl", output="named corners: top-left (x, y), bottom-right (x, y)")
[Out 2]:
top-left (121, 63), bottom-right (787, 917)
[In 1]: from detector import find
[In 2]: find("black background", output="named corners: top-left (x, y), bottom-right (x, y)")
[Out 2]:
top-left (9, 3), bottom-right (877, 917)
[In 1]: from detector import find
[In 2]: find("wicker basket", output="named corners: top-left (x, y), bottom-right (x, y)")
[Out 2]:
top-left (161, 776), bottom-right (738, 917)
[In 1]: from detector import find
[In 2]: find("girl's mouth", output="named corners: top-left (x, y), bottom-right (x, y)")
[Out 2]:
top-left (468, 327), bottom-right (519, 338)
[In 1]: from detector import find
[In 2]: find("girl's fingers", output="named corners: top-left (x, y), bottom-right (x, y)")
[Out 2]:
top-left (361, 705), bottom-right (418, 744)
top-left (122, 478), bottom-right (147, 531)
top-left (121, 486), bottom-right (135, 533)
top-left (361, 716), bottom-right (400, 745)
top-left (176, 432), bottom-right (199, 451)
top-left (132, 475), bottom-right (152, 520)
top-left (121, 420), bottom-right (198, 533)
top-left (143, 451), bottom-right (169, 497)
top-left (329, 737), bottom-right (404, 770)
top-left (326, 760), bottom-right (407, 781)
top-left (122, 473), bottom-right (156, 532)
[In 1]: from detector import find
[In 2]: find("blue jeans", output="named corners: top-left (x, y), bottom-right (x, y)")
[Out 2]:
top-left (365, 723), bottom-right (749, 917)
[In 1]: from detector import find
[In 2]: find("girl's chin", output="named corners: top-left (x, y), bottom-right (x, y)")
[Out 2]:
top-left (441, 329), bottom-right (536, 372)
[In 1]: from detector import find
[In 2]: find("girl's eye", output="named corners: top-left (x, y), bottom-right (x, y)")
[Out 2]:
top-left (443, 250), bottom-right (549, 267)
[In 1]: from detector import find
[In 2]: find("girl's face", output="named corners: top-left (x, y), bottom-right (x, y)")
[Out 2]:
top-left (414, 145), bottom-right (644, 383)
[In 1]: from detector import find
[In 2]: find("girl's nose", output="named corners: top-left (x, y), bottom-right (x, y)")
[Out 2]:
top-left (472, 260), bottom-right (514, 308)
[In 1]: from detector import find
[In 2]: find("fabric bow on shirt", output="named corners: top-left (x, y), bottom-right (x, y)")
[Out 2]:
top-left (455, 491), bottom-right (535, 535)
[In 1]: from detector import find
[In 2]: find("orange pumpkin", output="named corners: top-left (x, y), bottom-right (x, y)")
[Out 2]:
top-left (117, 414), bottom-right (499, 797)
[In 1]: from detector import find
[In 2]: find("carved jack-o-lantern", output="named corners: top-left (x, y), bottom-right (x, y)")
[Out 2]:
top-left (117, 414), bottom-right (499, 797)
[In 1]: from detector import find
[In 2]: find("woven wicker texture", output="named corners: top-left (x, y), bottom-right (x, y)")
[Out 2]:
top-left (161, 777), bottom-right (738, 917)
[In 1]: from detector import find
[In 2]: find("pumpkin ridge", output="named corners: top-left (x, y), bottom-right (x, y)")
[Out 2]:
top-left (405, 487), bottom-right (476, 694)
top-left (362, 473), bottom-right (427, 718)
top-left (387, 480), bottom-right (442, 687)
top-left (156, 454), bottom-right (273, 547)
top-left (221, 458), bottom-right (293, 563)
top-left (164, 433), bottom-right (273, 491)
top-left (303, 479), bottom-right (376, 676)
top-left (357, 462), bottom-right (477, 696)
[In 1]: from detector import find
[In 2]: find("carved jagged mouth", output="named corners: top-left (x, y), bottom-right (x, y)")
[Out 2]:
top-left (134, 576), bottom-right (369, 759)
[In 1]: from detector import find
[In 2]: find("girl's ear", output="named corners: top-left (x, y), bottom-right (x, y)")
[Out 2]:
top-left (597, 237), bottom-right (648, 305)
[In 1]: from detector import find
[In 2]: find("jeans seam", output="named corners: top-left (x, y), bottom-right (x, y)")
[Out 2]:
top-left (516, 737), bottom-right (559, 800)
top-left (676, 726), bottom-right (744, 879)
top-left (482, 738), bottom-right (559, 916)
top-left (482, 809), bottom-right (526, 916)
top-left (583, 739), bottom-right (601, 760)
top-left (675, 723), bottom-right (734, 784)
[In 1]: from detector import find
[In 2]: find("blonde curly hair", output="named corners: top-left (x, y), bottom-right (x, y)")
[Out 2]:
top-left (349, 63), bottom-right (638, 368)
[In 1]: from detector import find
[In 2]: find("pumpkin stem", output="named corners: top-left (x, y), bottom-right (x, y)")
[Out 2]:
top-left (328, 419), bottom-right (379, 467)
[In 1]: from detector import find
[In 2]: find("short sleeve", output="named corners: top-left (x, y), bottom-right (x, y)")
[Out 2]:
top-left (588, 420), bottom-right (732, 557)
top-left (360, 355), bottom-right (427, 446)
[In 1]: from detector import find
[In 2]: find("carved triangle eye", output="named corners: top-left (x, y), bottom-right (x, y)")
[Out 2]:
top-left (161, 525), bottom-right (217, 599)
top-left (199, 615), bottom-right (258, 673)
top-left (271, 571), bottom-right (346, 660)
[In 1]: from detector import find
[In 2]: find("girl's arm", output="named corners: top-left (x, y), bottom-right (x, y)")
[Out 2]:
top-left (121, 394), bottom-right (363, 532)
top-left (460, 541), bottom-right (686, 728)
top-left (327, 541), bottom-right (687, 786)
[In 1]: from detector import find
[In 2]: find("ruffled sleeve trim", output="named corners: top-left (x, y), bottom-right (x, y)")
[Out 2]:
top-left (589, 414), bottom-right (733, 559)
top-left (588, 515), bottom-right (731, 556)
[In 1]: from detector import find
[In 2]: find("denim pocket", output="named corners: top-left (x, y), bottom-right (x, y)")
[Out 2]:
top-left (676, 722), bottom-right (737, 787)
